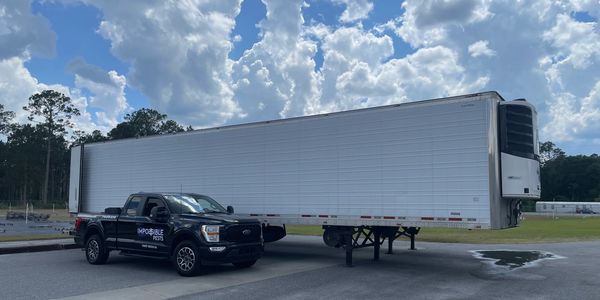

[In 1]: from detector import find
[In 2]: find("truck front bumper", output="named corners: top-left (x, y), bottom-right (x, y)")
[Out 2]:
top-left (198, 243), bottom-right (263, 264)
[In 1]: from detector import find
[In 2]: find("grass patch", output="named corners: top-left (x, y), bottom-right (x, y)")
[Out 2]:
top-left (0, 234), bottom-right (70, 242)
top-left (285, 216), bottom-right (600, 244)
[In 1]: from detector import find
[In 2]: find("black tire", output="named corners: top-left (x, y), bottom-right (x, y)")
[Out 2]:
top-left (173, 241), bottom-right (202, 276)
top-left (232, 259), bottom-right (257, 268)
top-left (85, 234), bottom-right (109, 265)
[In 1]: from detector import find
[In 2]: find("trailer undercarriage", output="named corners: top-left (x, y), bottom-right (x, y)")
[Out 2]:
top-left (322, 225), bottom-right (420, 266)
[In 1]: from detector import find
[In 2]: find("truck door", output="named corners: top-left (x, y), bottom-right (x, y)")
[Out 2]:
top-left (117, 196), bottom-right (144, 250)
top-left (137, 197), bottom-right (172, 254)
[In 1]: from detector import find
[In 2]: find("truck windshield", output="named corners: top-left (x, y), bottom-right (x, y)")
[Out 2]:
top-left (163, 194), bottom-right (227, 214)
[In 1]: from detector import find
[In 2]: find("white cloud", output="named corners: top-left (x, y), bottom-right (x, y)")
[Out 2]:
top-left (538, 13), bottom-right (600, 144)
top-left (542, 82), bottom-right (600, 142)
top-left (68, 58), bottom-right (129, 127)
top-left (317, 26), bottom-right (393, 111)
top-left (387, 46), bottom-right (490, 98)
top-left (304, 22), bottom-right (331, 40)
top-left (333, 0), bottom-right (374, 23)
top-left (543, 14), bottom-right (600, 69)
top-left (83, 0), bottom-right (243, 127)
top-left (0, 56), bottom-right (44, 121)
top-left (567, 0), bottom-right (600, 18)
top-left (468, 40), bottom-right (496, 57)
top-left (0, 0), bottom-right (55, 60)
top-left (322, 27), bottom-right (393, 66)
top-left (230, 6), bottom-right (485, 122)
top-left (316, 23), bottom-right (488, 112)
top-left (74, 72), bottom-right (128, 128)
top-left (394, 0), bottom-right (492, 47)
top-left (231, 0), bottom-right (321, 120)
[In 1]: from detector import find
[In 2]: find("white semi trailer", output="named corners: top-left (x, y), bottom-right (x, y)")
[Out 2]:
top-left (69, 91), bottom-right (540, 264)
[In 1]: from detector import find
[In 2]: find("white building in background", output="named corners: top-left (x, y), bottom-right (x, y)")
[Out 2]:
top-left (536, 202), bottom-right (600, 214)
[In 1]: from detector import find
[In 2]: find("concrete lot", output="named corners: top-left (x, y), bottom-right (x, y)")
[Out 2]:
top-left (0, 235), bottom-right (598, 300)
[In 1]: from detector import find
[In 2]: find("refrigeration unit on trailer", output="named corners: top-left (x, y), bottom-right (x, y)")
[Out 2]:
top-left (69, 91), bottom-right (540, 264)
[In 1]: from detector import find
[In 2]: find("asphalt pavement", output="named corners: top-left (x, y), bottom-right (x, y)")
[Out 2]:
top-left (1, 235), bottom-right (598, 300)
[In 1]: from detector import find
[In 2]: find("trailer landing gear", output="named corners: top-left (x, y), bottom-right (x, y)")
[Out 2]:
top-left (323, 226), bottom-right (420, 266)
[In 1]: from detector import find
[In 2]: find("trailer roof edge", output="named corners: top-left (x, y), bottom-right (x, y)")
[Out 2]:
top-left (80, 91), bottom-right (503, 147)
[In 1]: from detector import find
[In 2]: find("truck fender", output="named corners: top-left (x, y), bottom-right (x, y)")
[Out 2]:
top-left (169, 229), bottom-right (202, 256)
top-left (83, 223), bottom-right (105, 242)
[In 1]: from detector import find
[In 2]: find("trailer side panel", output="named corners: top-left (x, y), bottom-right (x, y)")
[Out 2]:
top-left (79, 93), bottom-right (500, 228)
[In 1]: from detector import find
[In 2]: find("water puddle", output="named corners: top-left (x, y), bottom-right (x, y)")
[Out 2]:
top-left (471, 250), bottom-right (565, 270)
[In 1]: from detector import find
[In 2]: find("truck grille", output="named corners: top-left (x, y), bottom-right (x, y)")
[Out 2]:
top-left (223, 224), bottom-right (262, 243)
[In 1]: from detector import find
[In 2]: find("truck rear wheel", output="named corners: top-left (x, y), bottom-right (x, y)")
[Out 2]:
top-left (232, 259), bottom-right (257, 268)
top-left (173, 241), bottom-right (202, 276)
top-left (85, 234), bottom-right (109, 265)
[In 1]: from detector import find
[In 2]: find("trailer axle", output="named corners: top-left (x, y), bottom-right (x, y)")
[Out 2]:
top-left (323, 225), bottom-right (420, 266)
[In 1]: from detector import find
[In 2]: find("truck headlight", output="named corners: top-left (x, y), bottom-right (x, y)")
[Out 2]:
top-left (201, 225), bottom-right (221, 243)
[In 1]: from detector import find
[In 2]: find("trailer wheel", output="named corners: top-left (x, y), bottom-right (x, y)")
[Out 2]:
top-left (323, 228), bottom-right (342, 248)
top-left (233, 259), bottom-right (257, 268)
top-left (85, 234), bottom-right (109, 265)
top-left (173, 240), bottom-right (202, 276)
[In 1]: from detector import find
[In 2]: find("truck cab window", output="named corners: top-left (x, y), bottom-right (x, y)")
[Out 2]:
top-left (142, 198), bottom-right (166, 216)
top-left (124, 197), bottom-right (142, 216)
top-left (163, 194), bottom-right (227, 214)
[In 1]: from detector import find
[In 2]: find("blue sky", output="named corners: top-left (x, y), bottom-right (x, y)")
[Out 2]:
top-left (1, 0), bottom-right (599, 154)
top-left (27, 2), bottom-right (145, 111)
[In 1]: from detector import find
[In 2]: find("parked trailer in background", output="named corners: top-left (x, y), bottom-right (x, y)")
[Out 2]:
top-left (69, 91), bottom-right (540, 264)
top-left (536, 201), bottom-right (599, 214)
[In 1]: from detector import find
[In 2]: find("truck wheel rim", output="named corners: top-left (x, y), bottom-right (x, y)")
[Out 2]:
top-left (88, 240), bottom-right (99, 261)
top-left (177, 247), bottom-right (195, 272)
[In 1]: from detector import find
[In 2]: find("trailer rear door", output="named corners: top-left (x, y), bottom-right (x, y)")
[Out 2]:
top-left (69, 145), bottom-right (83, 213)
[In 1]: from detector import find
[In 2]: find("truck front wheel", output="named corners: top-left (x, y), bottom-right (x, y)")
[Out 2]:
top-left (85, 234), bottom-right (109, 265)
top-left (173, 241), bottom-right (202, 276)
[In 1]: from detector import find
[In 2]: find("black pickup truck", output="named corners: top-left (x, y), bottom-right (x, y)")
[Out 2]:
top-left (74, 192), bottom-right (263, 276)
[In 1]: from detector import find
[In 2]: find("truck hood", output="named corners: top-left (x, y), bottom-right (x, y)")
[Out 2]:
top-left (178, 213), bottom-right (259, 224)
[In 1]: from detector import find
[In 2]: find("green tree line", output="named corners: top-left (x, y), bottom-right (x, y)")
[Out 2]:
top-left (539, 142), bottom-right (600, 202)
top-left (0, 90), bottom-right (189, 207)
top-left (1, 90), bottom-right (599, 208)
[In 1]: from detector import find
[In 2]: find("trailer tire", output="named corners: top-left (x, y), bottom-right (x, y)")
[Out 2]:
top-left (233, 259), bottom-right (257, 268)
top-left (85, 234), bottom-right (109, 265)
top-left (173, 240), bottom-right (202, 276)
top-left (323, 228), bottom-right (342, 248)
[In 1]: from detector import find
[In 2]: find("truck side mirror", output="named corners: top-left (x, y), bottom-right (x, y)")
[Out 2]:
top-left (150, 206), bottom-right (169, 222)
top-left (227, 206), bottom-right (234, 214)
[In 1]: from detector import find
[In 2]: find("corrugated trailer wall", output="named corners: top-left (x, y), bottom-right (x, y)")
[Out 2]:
top-left (78, 93), bottom-right (499, 229)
